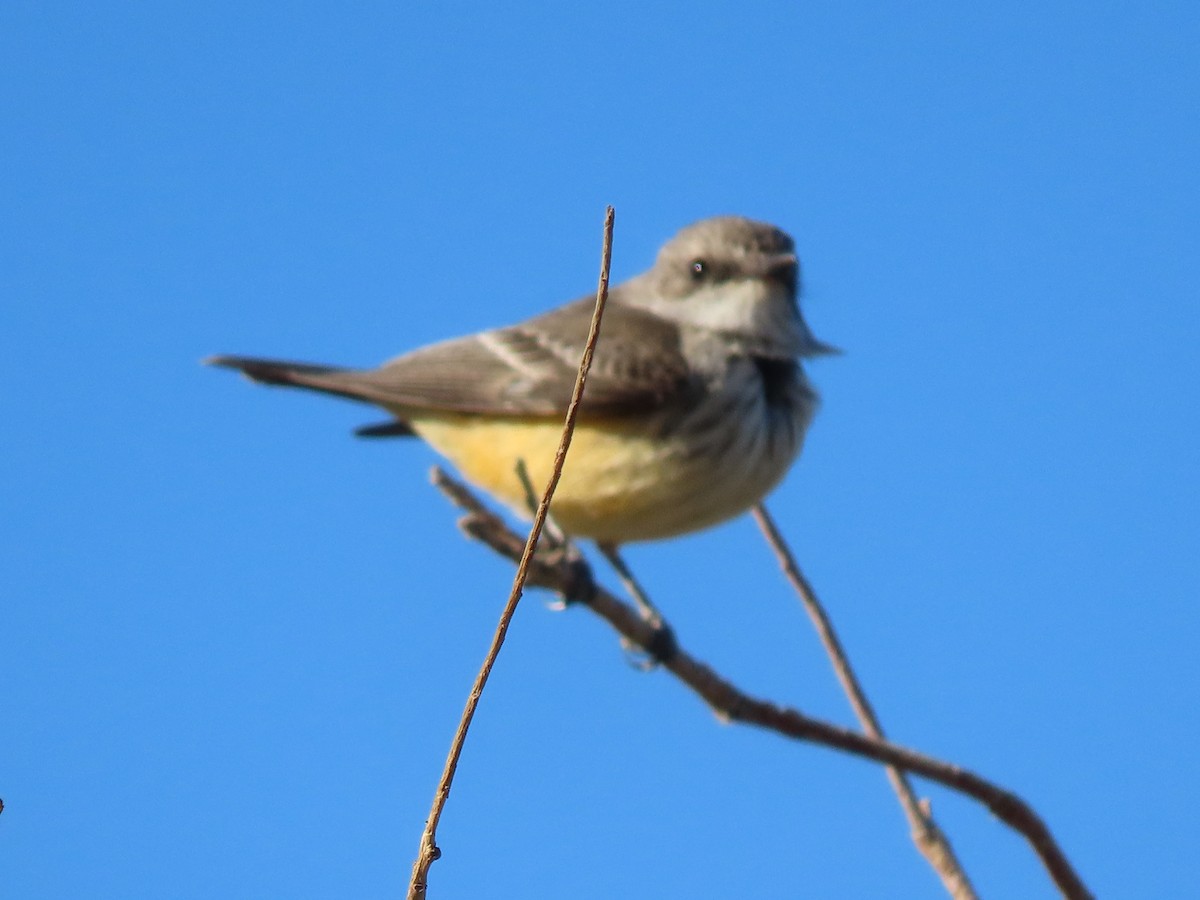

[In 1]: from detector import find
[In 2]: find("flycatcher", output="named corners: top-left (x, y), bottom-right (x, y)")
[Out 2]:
top-left (208, 216), bottom-right (836, 543)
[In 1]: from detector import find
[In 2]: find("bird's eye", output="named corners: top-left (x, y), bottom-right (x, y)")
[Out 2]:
top-left (690, 259), bottom-right (707, 280)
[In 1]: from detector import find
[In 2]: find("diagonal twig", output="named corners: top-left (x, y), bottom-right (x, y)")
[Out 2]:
top-left (406, 206), bottom-right (615, 900)
top-left (432, 470), bottom-right (1093, 900)
top-left (752, 502), bottom-right (977, 899)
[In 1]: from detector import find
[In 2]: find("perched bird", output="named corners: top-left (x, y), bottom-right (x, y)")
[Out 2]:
top-left (208, 216), bottom-right (836, 543)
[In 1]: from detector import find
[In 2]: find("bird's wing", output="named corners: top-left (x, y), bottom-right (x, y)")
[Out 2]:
top-left (207, 294), bottom-right (696, 420)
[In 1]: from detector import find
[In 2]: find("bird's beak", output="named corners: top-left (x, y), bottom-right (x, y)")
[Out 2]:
top-left (759, 252), bottom-right (839, 357)
top-left (795, 296), bottom-right (841, 358)
top-left (763, 252), bottom-right (800, 284)
top-left (798, 332), bottom-right (842, 358)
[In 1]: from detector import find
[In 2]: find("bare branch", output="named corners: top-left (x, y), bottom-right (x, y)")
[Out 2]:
top-left (407, 207), bottom-right (616, 900)
top-left (752, 503), bottom-right (978, 899)
top-left (433, 469), bottom-right (1093, 900)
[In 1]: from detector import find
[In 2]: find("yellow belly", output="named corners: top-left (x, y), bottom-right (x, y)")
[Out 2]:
top-left (406, 410), bottom-right (798, 543)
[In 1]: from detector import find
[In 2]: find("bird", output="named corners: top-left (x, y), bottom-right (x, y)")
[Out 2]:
top-left (207, 215), bottom-right (836, 544)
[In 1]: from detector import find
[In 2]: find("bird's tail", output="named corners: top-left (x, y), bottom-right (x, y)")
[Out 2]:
top-left (204, 355), bottom-right (415, 437)
top-left (206, 354), bottom-right (366, 399)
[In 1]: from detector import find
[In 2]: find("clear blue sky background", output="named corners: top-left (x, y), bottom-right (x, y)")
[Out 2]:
top-left (4, 3), bottom-right (1198, 897)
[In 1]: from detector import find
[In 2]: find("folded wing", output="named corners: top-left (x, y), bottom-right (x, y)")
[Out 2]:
top-left (207, 294), bottom-right (696, 424)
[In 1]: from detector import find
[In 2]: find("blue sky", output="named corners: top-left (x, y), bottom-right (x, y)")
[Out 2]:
top-left (4, 2), bottom-right (1198, 897)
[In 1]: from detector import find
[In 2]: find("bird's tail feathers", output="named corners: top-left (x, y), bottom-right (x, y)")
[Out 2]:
top-left (205, 354), bottom-right (388, 408)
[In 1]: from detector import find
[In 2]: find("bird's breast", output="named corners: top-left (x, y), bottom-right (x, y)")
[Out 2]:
top-left (406, 359), bottom-right (815, 542)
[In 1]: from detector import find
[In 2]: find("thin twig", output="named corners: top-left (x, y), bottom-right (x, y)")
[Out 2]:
top-left (514, 458), bottom-right (570, 552)
top-left (406, 206), bottom-right (616, 900)
top-left (432, 470), bottom-right (1093, 900)
top-left (752, 503), bottom-right (978, 899)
